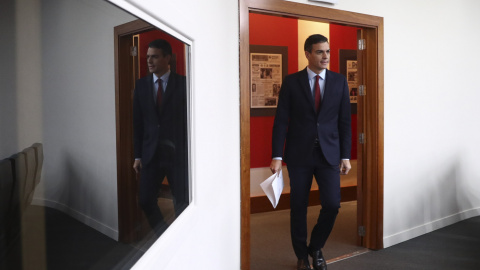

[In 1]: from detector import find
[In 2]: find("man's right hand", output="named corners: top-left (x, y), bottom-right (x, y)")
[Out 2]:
top-left (270, 159), bottom-right (282, 175)
top-left (133, 159), bottom-right (142, 174)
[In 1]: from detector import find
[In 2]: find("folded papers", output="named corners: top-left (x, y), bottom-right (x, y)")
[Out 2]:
top-left (260, 170), bottom-right (284, 208)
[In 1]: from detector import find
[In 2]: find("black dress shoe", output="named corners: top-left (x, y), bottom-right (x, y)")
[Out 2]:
top-left (297, 258), bottom-right (312, 270)
top-left (308, 249), bottom-right (327, 270)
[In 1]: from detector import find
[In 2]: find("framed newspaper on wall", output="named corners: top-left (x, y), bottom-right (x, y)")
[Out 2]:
top-left (249, 45), bottom-right (288, 113)
top-left (250, 53), bottom-right (282, 108)
top-left (339, 49), bottom-right (358, 105)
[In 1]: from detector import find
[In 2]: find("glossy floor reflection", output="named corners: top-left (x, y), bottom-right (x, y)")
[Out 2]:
top-left (3, 205), bottom-right (144, 270)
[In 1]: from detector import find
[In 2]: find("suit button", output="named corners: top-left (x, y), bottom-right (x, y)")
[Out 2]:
top-left (317, 123), bottom-right (319, 127)
top-left (157, 125), bottom-right (160, 128)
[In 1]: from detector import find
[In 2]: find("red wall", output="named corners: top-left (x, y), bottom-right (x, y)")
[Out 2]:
top-left (250, 16), bottom-right (359, 168)
top-left (329, 24), bottom-right (358, 73)
top-left (249, 13), bottom-right (299, 75)
top-left (249, 13), bottom-right (298, 168)
top-left (138, 30), bottom-right (186, 77)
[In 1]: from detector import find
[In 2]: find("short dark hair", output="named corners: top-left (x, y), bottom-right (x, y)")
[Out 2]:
top-left (148, 39), bottom-right (172, 57)
top-left (304, 34), bottom-right (329, 53)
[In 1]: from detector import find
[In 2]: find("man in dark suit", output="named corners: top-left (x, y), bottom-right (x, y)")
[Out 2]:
top-left (270, 34), bottom-right (352, 270)
top-left (133, 39), bottom-right (188, 234)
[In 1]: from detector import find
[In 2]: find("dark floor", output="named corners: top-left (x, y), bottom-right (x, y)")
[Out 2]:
top-left (4, 205), bottom-right (480, 270)
top-left (3, 205), bottom-right (144, 270)
top-left (329, 216), bottom-right (480, 270)
top-left (252, 201), bottom-right (480, 270)
top-left (42, 206), bottom-right (144, 270)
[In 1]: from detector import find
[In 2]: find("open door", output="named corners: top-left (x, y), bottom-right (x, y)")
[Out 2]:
top-left (356, 28), bottom-right (366, 246)
top-left (354, 26), bottom-right (384, 249)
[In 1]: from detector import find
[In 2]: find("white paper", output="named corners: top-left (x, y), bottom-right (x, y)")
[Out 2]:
top-left (260, 170), bottom-right (284, 208)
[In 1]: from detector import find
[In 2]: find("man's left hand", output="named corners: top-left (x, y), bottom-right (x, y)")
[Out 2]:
top-left (340, 159), bottom-right (351, 175)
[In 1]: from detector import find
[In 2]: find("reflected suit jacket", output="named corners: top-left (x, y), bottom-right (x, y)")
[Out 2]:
top-left (133, 72), bottom-right (187, 167)
top-left (272, 68), bottom-right (351, 166)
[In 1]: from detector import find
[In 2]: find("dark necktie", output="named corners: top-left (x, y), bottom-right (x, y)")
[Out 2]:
top-left (156, 79), bottom-right (163, 112)
top-left (314, 75), bottom-right (321, 113)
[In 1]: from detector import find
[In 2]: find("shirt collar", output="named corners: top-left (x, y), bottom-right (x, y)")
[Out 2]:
top-left (307, 67), bottom-right (326, 80)
top-left (153, 70), bottom-right (171, 84)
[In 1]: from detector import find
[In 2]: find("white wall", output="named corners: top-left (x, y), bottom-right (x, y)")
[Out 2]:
top-left (108, 0), bottom-right (241, 269)
top-left (288, 0), bottom-right (480, 248)
top-left (1, 0), bottom-right (139, 244)
top-left (37, 0), bottom-right (136, 239)
top-left (123, 0), bottom-right (480, 268)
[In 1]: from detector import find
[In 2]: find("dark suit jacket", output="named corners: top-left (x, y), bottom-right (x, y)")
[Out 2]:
top-left (272, 68), bottom-right (351, 166)
top-left (133, 72), bottom-right (187, 167)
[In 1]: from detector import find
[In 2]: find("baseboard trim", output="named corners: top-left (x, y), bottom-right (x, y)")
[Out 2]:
top-left (383, 207), bottom-right (480, 248)
top-left (250, 185), bottom-right (357, 214)
top-left (32, 198), bottom-right (119, 241)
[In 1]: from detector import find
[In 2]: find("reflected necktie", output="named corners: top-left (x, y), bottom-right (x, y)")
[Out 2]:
top-left (156, 79), bottom-right (163, 111)
top-left (314, 75), bottom-right (321, 113)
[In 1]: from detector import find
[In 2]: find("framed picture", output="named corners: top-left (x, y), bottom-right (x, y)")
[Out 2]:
top-left (346, 60), bottom-right (358, 103)
top-left (339, 49), bottom-right (358, 104)
top-left (250, 53), bottom-right (283, 108)
top-left (249, 46), bottom-right (288, 115)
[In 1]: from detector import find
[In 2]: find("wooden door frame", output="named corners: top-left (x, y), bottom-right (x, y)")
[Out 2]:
top-left (239, 0), bottom-right (384, 268)
top-left (114, 19), bottom-right (155, 242)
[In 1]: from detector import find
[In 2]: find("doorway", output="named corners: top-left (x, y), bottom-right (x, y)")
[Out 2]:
top-left (239, 0), bottom-right (384, 269)
top-left (115, 19), bottom-right (158, 244)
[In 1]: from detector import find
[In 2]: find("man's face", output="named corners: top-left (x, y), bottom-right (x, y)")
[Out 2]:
top-left (305, 42), bottom-right (330, 73)
top-left (146, 47), bottom-right (170, 76)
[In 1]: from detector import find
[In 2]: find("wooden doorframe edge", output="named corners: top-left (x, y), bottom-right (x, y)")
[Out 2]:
top-left (114, 19), bottom-right (155, 241)
top-left (239, 0), bottom-right (251, 268)
top-left (240, 0), bottom-right (384, 267)
top-left (375, 22), bottom-right (385, 249)
top-left (363, 24), bottom-right (384, 250)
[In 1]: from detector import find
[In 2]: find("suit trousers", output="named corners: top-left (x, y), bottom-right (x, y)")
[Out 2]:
top-left (138, 161), bottom-right (171, 233)
top-left (138, 142), bottom-right (182, 229)
top-left (287, 146), bottom-right (341, 260)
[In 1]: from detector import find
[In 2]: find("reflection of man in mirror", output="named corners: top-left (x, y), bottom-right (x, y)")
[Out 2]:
top-left (133, 39), bottom-right (188, 235)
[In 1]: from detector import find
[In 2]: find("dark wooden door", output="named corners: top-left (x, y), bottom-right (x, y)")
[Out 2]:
top-left (114, 20), bottom-right (154, 243)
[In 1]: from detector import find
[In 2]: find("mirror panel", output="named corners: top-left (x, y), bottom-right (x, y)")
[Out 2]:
top-left (0, 0), bottom-right (191, 268)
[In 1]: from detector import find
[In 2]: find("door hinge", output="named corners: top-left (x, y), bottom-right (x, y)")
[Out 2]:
top-left (359, 133), bottom-right (365, 144)
top-left (359, 85), bottom-right (366, 96)
top-left (358, 39), bottom-right (366, 50)
top-left (358, 226), bottom-right (366, 237)
top-left (130, 46), bottom-right (138, 57)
